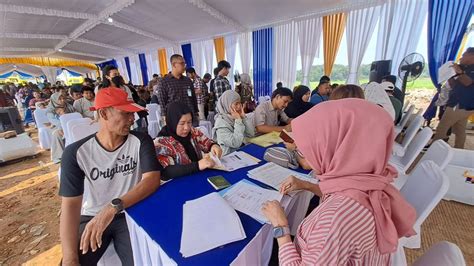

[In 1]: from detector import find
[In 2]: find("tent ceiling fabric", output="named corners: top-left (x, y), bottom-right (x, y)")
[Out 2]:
top-left (0, 0), bottom-right (383, 63)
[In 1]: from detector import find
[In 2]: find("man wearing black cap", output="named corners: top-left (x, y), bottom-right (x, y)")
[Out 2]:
top-left (310, 76), bottom-right (331, 105)
top-left (311, 76), bottom-right (331, 97)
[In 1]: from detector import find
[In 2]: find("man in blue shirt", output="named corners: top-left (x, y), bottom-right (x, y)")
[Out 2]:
top-left (432, 47), bottom-right (474, 149)
top-left (310, 76), bottom-right (330, 105)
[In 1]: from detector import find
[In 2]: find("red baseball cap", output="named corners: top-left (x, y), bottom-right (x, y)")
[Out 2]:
top-left (90, 87), bottom-right (145, 112)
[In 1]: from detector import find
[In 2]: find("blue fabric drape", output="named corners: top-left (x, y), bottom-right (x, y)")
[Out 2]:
top-left (253, 28), bottom-right (273, 102)
top-left (423, 0), bottom-right (473, 120)
top-left (64, 69), bottom-right (82, 77)
top-left (0, 71), bottom-right (34, 79)
top-left (96, 59), bottom-right (118, 71)
top-left (124, 57), bottom-right (132, 82)
top-left (138, 53), bottom-right (149, 85)
top-left (181, 43), bottom-right (194, 67)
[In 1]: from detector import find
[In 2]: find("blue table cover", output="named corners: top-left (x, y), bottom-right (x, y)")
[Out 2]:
top-left (126, 144), bottom-right (308, 265)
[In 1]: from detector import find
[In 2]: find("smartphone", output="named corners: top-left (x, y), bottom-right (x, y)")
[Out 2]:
top-left (279, 130), bottom-right (294, 143)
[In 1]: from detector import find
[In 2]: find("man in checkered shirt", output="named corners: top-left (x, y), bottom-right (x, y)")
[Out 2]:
top-left (214, 60), bottom-right (232, 99)
top-left (186, 67), bottom-right (207, 120)
top-left (156, 54), bottom-right (199, 126)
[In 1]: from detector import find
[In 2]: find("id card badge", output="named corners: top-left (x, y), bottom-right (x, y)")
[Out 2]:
top-left (187, 88), bottom-right (192, 97)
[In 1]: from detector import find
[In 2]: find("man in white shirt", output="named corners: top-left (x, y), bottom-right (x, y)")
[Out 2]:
top-left (73, 86), bottom-right (95, 119)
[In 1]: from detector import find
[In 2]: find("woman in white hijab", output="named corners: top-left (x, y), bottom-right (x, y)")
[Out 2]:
top-left (212, 90), bottom-right (255, 156)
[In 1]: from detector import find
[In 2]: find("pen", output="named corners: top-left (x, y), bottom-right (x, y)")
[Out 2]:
top-left (235, 154), bottom-right (242, 160)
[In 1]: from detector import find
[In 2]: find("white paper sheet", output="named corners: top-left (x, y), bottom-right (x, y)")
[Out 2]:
top-left (438, 61), bottom-right (456, 83)
top-left (247, 162), bottom-right (317, 191)
top-left (220, 180), bottom-right (283, 223)
top-left (211, 151), bottom-right (260, 171)
top-left (180, 192), bottom-right (246, 258)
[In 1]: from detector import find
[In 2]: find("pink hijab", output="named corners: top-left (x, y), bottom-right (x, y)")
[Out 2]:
top-left (292, 98), bottom-right (416, 254)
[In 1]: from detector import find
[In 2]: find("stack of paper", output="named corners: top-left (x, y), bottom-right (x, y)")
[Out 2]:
top-left (180, 192), bottom-right (246, 257)
top-left (211, 151), bottom-right (260, 171)
top-left (248, 131), bottom-right (282, 147)
top-left (247, 162), bottom-right (317, 190)
top-left (220, 180), bottom-right (283, 223)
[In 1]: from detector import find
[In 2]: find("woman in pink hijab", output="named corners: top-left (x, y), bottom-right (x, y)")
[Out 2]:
top-left (262, 98), bottom-right (416, 265)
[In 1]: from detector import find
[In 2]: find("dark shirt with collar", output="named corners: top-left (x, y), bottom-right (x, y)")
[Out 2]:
top-left (156, 73), bottom-right (198, 117)
top-left (214, 75), bottom-right (231, 99)
top-left (446, 68), bottom-right (474, 111)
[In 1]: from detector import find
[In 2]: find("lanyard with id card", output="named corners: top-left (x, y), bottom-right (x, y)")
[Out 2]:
top-left (187, 86), bottom-right (192, 97)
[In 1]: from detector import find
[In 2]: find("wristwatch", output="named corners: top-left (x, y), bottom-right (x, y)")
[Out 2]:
top-left (110, 198), bottom-right (124, 213)
top-left (273, 226), bottom-right (290, 239)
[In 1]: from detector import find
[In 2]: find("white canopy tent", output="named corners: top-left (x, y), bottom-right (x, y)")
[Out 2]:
top-left (0, 0), bottom-right (385, 63)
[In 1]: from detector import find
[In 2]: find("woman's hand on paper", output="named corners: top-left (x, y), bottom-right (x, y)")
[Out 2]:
top-left (279, 175), bottom-right (306, 194)
top-left (210, 144), bottom-right (223, 158)
top-left (199, 154), bottom-right (215, 170)
top-left (262, 200), bottom-right (288, 227)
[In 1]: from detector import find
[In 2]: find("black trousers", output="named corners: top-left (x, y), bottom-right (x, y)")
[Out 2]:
top-left (78, 213), bottom-right (134, 266)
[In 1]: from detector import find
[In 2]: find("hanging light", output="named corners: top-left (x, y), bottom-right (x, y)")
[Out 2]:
top-left (108, 17), bottom-right (113, 23)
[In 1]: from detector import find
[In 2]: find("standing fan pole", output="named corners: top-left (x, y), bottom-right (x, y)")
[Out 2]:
top-left (401, 70), bottom-right (410, 105)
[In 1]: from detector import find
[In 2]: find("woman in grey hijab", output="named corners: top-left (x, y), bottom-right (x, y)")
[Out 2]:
top-left (212, 90), bottom-right (255, 155)
top-left (46, 91), bottom-right (75, 163)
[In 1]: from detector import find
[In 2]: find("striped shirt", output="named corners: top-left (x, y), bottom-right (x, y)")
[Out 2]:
top-left (279, 194), bottom-right (391, 266)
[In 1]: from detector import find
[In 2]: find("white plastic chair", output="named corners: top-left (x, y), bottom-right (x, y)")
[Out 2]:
top-left (392, 139), bottom-right (453, 190)
top-left (65, 118), bottom-right (92, 146)
top-left (390, 127), bottom-right (433, 176)
top-left (443, 148), bottom-right (474, 205)
top-left (199, 120), bottom-right (213, 138)
top-left (33, 108), bottom-right (53, 149)
top-left (98, 242), bottom-right (122, 266)
top-left (395, 104), bottom-right (415, 135)
top-left (258, 96), bottom-right (270, 104)
top-left (399, 161), bottom-right (450, 249)
top-left (146, 103), bottom-right (161, 138)
top-left (393, 115), bottom-right (423, 157)
top-left (402, 100), bottom-right (411, 113)
top-left (59, 112), bottom-right (82, 145)
top-left (69, 121), bottom-right (100, 143)
top-left (196, 126), bottom-right (210, 139)
top-left (413, 241), bottom-right (466, 266)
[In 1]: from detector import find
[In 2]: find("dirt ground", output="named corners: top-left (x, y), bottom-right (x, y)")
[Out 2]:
top-left (0, 89), bottom-right (473, 265)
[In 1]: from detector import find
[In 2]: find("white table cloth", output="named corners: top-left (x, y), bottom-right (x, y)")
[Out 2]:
top-left (125, 189), bottom-right (313, 265)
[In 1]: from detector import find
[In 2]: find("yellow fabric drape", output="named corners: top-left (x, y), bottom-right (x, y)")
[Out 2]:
top-left (158, 48), bottom-right (168, 76)
top-left (323, 13), bottom-right (347, 76)
top-left (456, 31), bottom-right (469, 62)
top-left (214, 37), bottom-right (226, 62)
top-left (0, 57), bottom-right (96, 70)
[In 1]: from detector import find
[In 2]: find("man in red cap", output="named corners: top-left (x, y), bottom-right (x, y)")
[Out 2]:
top-left (59, 87), bottom-right (162, 265)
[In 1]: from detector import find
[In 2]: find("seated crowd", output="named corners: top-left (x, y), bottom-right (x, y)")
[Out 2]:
top-left (5, 48), bottom-right (469, 265)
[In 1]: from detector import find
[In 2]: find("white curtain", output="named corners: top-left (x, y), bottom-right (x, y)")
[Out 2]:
top-left (202, 39), bottom-right (215, 76)
top-left (166, 45), bottom-right (182, 72)
top-left (40, 66), bottom-right (58, 83)
top-left (273, 21), bottom-right (299, 89)
top-left (130, 54), bottom-right (142, 85)
top-left (238, 32), bottom-right (253, 74)
top-left (116, 57), bottom-right (129, 83)
top-left (191, 41), bottom-right (205, 76)
top-left (297, 17), bottom-right (322, 86)
top-left (225, 34), bottom-right (238, 88)
top-left (376, 0), bottom-right (428, 75)
top-left (145, 51), bottom-right (159, 78)
top-left (346, 6), bottom-right (381, 84)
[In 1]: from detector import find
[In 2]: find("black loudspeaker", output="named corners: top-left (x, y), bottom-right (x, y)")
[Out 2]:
top-left (0, 107), bottom-right (25, 134)
top-left (369, 60), bottom-right (392, 83)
